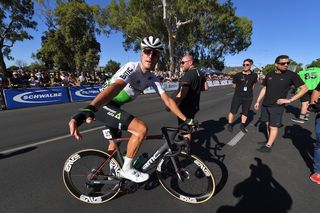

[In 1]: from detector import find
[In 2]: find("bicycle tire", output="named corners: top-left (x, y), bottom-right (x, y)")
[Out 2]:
top-left (62, 149), bottom-right (121, 204)
top-left (156, 152), bottom-right (215, 204)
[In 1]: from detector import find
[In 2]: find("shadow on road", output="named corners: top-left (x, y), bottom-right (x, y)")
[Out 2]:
top-left (191, 118), bottom-right (229, 194)
top-left (0, 147), bottom-right (37, 160)
top-left (283, 124), bottom-right (315, 173)
top-left (217, 158), bottom-right (292, 213)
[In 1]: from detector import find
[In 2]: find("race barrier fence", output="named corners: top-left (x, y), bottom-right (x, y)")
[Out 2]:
top-left (1, 80), bottom-right (232, 110)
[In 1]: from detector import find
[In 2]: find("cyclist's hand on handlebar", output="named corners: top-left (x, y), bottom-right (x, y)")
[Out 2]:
top-left (184, 118), bottom-right (195, 126)
top-left (180, 118), bottom-right (199, 133)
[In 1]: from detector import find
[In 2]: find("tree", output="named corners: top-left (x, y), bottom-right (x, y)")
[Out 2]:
top-left (104, 0), bottom-right (252, 73)
top-left (307, 58), bottom-right (320, 68)
top-left (103, 60), bottom-right (120, 74)
top-left (36, 0), bottom-right (103, 72)
top-left (261, 64), bottom-right (275, 75)
top-left (0, 0), bottom-right (37, 75)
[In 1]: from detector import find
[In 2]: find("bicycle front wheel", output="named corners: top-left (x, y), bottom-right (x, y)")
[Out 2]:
top-left (156, 152), bottom-right (215, 204)
top-left (62, 149), bottom-right (121, 204)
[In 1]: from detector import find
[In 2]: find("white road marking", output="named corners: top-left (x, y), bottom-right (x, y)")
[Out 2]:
top-left (0, 126), bottom-right (105, 155)
top-left (226, 92), bottom-right (234, 96)
top-left (227, 131), bottom-right (246, 146)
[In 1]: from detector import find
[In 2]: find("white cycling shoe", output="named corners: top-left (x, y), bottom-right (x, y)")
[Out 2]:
top-left (119, 168), bottom-right (149, 183)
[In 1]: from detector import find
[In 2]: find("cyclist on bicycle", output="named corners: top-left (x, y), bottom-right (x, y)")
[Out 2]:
top-left (69, 36), bottom-right (194, 183)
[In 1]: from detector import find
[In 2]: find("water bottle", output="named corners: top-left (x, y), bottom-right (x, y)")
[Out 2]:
top-left (133, 153), bottom-right (148, 169)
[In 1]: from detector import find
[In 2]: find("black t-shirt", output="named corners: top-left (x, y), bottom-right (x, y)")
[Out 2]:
top-left (178, 69), bottom-right (206, 111)
top-left (233, 71), bottom-right (258, 99)
top-left (262, 70), bottom-right (304, 107)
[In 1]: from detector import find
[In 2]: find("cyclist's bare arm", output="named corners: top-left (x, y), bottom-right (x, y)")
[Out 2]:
top-left (69, 80), bottom-right (126, 140)
top-left (160, 92), bottom-right (186, 121)
top-left (91, 80), bottom-right (126, 109)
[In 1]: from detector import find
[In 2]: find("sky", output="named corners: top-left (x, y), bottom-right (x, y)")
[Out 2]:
top-left (4, 0), bottom-right (320, 69)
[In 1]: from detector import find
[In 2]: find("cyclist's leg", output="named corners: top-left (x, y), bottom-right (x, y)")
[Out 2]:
top-left (119, 117), bottom-right (149, 183)
top-left (126, 118), bottom-right (148, 158)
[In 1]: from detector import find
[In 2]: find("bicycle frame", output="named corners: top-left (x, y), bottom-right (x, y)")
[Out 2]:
top-left (87, 126), bottom-right (182, 183)
top-left (96, 126), bottom-right (180, 175)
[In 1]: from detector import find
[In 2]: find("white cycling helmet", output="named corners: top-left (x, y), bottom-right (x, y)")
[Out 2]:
top-left (141, 36), bottom-right (164, 51)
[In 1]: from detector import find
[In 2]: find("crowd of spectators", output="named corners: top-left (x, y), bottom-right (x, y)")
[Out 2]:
top-left (0, 69), bottom-right (109, 89)
top-left (0, 68), bottom-right (233, 89)
top-left (154, 70), bottom-right (231, 83)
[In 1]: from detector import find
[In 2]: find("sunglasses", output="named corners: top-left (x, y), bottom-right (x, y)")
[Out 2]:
top-left (277, 62), bottom-right (290, 65)
top-left (143, 48), bottom-right (160, 58)
top-left (180, 60), bottom-right (191, 65)
top-left (243, 63), bottom-right (251, 67)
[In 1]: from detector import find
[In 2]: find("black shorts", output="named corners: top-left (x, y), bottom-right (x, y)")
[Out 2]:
top-left (177, 105), bottom-right (198, 125)
top-left (95, 101), bottom-right (134, 139)
top-left (300, 90), bottom-right (312, 103)
top-left (230, 97), bottom-right (253, 116)
top-left (260, 105), bottom-right (284, 127)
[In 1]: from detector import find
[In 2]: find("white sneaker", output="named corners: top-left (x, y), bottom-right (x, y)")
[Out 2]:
top-left (119, 168), bottom-right (149, 183)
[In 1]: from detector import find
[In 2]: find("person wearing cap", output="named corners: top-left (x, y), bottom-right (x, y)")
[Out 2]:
top-left (68, 36), bottom-right (195, 183)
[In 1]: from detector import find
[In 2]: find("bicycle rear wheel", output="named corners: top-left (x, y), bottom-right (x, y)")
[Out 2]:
top-left (63, 149), bottom-right (121, 204)
top-left (156, 152), bottom-right (215, 204)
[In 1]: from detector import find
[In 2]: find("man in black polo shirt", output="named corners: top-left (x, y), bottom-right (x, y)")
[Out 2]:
top-left (227, 58), bottom-right (257, 133)
top-left (254, 55), bottom-right (308, 153)
top-left (174, 55), bottom-right (208, 140)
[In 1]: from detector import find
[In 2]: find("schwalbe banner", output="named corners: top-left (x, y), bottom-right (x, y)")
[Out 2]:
top-left (3, 87), bottom-right (69, 109)
top-left (69, 85), bottom-right (101, 102)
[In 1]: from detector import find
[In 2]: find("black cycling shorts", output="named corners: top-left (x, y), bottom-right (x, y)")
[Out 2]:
top-left (260, 105), bottom-right (284, 128)
top-left (230, 97), bottom-right (253, 116)
top-left (95, 101), bottom-right (134, 139)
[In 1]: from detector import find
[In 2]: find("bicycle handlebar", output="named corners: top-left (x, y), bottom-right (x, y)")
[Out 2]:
top-left (161, 121), bottom-right (198, 157)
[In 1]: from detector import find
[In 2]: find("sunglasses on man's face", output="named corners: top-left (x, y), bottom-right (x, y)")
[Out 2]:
top-left (243, 63), bottom-right (251, 67)
top-left (143, 49), bottom-right (160, 58)
top-left (277, 62), bottom-right (290, 65)
top-left (180, 60), bottom-right (192, 65)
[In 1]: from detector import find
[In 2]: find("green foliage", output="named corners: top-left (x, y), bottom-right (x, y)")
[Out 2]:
top-left (0, 0), bottom-right (37, 75)
top-left (103, 0), bottom-right (252, 71)
top-left (307, 58), bottom-right (320, 68)
top-left (103, 60), bottom-right (121, 74)
top-left (36, 0), bottom-right (101, 72)
top-left (261, 64), bottom-right (275, 75)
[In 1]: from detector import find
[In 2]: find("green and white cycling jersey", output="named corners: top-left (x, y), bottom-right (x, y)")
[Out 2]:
top-left (100, 61), bottom-right (165, 105)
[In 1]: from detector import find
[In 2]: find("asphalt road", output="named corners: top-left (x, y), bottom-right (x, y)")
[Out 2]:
top-left (0, 85), bottom-right (319, 213)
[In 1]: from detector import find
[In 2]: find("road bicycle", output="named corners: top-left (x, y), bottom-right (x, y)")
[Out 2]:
top-left (63, 123), bottom-right (215, 204)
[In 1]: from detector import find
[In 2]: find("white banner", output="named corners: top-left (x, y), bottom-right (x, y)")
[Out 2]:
top-left (143, 80), bottom-right (231, 94)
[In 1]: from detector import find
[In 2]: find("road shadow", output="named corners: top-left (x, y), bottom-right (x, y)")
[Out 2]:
top-left (0, 147), bottom-right (37, 159)
top-left (283, 124), bottom-right (315, 173)
top-left (217, 158), bottom-right (292, 213)
top-left (191, 118), bottom-right (229, 194)
top-left (285, 105), bottom-right (301, 118)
